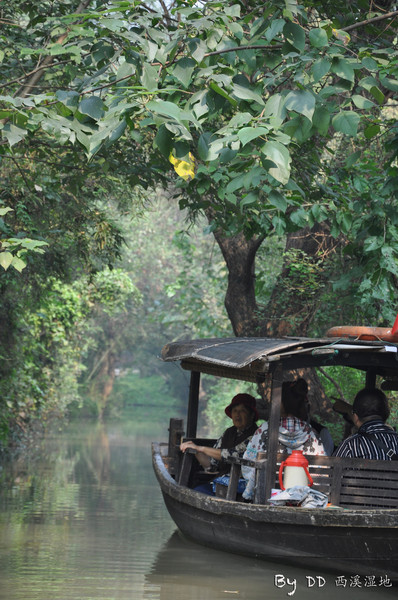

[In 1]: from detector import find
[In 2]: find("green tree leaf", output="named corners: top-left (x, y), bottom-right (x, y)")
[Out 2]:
top-left (312, 58), bottom-right (331, 83)
top-left (284, 115), bottom-right (312, 142)
top-left (283, 21), bottom-right (305, 51)
top-left (232, 84), bottom-right (265, 106)
top-left (154, 125), bottom-right (173, 157)
top-left (141, 62), bottom-right (159, 92)
top-left (237, 126), bottom-right (269, 146)
top-left (312, 106), bottom-right (330, 136)
top-left (331, 58), bottom-right (355, 83)
top-left (11, 256), bottom-right (26, 272)
top-left (147, 100), bottom-right (195, 125)
top-left (198, 132), bottom-right (223, 161)
top-left (265, 18), bottom-right (285, 42)
top-left (352, 95), bottom-right (375, 109)
top-left (369, 86), bottom-right (385, 105)
top-left (309, 28), bottom-right (328, 48)
top-left (2, 123), bottom-right (26, 146)
top-left (364, 124), bottom-right (380, 139)
top-left (209, 82), bottom-right (238, 107)
top-left (262, 140), bottom-right (291, 184)
top-left (188, 39), bottom-right (207, 64)
top-left (345, 151), bottom-right (361, 168)
top-left (172, 58), bottom-right (196, 89)
top-left (0, 252), bottom-right (13, 270)
top-left (0, 208), bottom-right (13, 217)
top-left (79, 97), bottom-right (105, 120)
top-left (56, 90), bottom-right (80, 110)
top-left (198, 132), bottom-right (212, 161)
top-left (285, 90), bottom-right (315, 121)
top-left (332, 111), bottom-right (360, 136)
top-left (269, 190), bottom-right (288, 212)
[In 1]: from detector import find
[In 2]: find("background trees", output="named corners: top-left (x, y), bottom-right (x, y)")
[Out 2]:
top-left (0, 1), bottom-right (397, 445)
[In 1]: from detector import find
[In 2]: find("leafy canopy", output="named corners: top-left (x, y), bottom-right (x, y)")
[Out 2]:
top-left (1, 1), bottom-right (397, 225)
top-left (1, 0), bottom-right (397, 312)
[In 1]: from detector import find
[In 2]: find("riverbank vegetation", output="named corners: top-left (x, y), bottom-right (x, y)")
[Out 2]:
top-left (0, 0), bottom-right (397, 450)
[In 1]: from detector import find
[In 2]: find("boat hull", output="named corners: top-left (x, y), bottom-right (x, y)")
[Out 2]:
top-left (153, 443), bottom-right (398, 580)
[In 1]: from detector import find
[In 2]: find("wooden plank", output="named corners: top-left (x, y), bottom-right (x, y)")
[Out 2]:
top-left (226, 463), bottom-right (240, 501)
top-left (340, 495), bottom-right (398, 508)
top-left (254, 459), bottom-right (267, 504)
top-left (178, 450), bottom-right (194, 486)
top-left (307, 454), bottom-right (398, 471)
top-left (186, 371), bottom-right (200, 438)
top-left (168, 418), bottom-right (184, 476)
top-left (341, 485), bottom-right (398, 497)
top-left (342, 477), bottom-right (398, 490)
top-left (263, 364), bottom-right (283, 504)
top-left (342, 471), bottom-right (398, 481)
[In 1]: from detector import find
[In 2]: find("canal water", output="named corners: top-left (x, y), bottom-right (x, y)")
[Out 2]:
top-left (0, 418), bottom-right (395, 600)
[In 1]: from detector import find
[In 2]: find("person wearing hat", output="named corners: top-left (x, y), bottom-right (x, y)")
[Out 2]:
top-left (180, 393), bottom-right (259, 483)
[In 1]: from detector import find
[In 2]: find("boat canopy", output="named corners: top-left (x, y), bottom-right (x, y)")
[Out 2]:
top-left (161, 336), bottom-right (398, 383)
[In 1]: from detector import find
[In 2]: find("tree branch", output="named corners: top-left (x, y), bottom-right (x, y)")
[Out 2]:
top-left (205, 44), bottom-right (282, 57)
top-left (342, 10), bottom-right (398, 33)
top-left (15, 0), bottom-right (93, 99)
top-left (317, 367), bottom-right (346, 400)
top-left (0, 59), bottom-right (73, 92)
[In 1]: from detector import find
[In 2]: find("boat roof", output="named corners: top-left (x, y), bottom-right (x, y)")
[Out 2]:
top-left (161, 336), bottom-right (398, 383)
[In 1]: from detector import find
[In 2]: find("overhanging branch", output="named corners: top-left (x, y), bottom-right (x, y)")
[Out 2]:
top-left (342, 10), bottom-right (398, 32)
top-left (15, 0), bottom-right (93, 99)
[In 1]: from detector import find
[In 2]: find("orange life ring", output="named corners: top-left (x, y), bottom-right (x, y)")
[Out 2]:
top-left (326, 325), bottom-right (398, 343)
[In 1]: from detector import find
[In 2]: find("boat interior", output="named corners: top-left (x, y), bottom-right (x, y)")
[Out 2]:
top-left (161, 337), bottom-right (398, 510)
top-left (165, 422), bottom-right (398, 509)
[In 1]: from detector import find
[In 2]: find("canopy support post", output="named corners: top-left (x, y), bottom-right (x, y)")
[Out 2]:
top-left (186, 370), bottom-right (200, 439)
top-left (366, 369), bottom-right (377, 389)
top-left (262, 364), bottom-right (283, 504)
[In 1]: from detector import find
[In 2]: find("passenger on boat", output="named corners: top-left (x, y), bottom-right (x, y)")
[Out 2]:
top-left (179, 393), bottom-right (259, 493)
top-left (310, 419), bottom-right (335, 456)
top-left (241, 379), bottom-right (326, 501)
top-left (334, 388), bottom-right (398, 460)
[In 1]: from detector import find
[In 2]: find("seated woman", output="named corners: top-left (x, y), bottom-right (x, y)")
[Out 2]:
top-left (180, 393), bottom-right (258, 494)
top-left (241, 378), bottom-right (326, 501)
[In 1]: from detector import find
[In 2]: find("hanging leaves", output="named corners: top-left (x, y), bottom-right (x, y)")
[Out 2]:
top-left (0, 0), bottom-right (396, 241)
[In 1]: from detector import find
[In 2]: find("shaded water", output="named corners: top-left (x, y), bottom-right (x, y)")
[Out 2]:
top-left (0, 419), bottom-right (395, 600)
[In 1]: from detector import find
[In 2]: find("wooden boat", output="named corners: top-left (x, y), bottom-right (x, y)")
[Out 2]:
top-left (152, 336), bottom-right (398, 580)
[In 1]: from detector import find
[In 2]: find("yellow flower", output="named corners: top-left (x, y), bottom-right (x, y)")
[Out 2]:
top-left (169, 152), bottom-right (195, 181)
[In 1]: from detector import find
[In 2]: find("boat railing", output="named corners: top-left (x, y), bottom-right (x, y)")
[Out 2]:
top-left (221, 454), bottom-right (398, 509)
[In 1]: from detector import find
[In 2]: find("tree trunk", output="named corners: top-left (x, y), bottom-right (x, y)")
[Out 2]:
top-left (212, 228), bottom-right (264, 336)
top-left (211, 221), bottom-right (345, 421)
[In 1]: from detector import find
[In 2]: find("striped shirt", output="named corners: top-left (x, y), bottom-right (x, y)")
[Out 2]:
top-left (334, 420), bottom-right (398, 460)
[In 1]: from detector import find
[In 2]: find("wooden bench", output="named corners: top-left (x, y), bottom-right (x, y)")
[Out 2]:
top-left (221, 454), bottom-right (398, 508)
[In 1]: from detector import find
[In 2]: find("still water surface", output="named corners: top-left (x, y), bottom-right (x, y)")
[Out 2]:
top-left (0, 419), bottom-right (395, 600)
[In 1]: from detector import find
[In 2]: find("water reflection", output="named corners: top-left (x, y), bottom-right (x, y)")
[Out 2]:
top-left (0, 420), bottom-right (395, 600)
top-left (146, 531), bottom-right (395, 600)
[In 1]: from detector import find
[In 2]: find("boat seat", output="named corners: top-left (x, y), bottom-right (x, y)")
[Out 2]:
top-left (222, 454), bottom-right (398, 508)
top-left (302, 455), bottom-right (398, 509)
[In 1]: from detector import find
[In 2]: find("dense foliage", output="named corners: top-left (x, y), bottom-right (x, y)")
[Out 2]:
top-left (0, 1), bottom-right (397, 446)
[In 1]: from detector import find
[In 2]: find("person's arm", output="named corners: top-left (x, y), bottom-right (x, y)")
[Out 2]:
top-left (333, 439), bottom-right (351, 458)
top-left (180, 440), bottom-right (222, 469)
